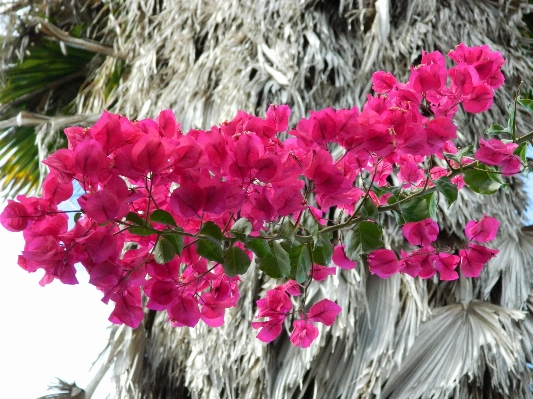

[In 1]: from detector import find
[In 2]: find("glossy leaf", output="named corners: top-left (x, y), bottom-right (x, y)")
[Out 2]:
top-left (162, 232), bottom-right (184, 256)
top-left (231, 218), bottom-right (253, 240)
top-left (344, 221), bottom-right (383, 261)
top-left (312, 238), bottom-right (333, 266)
top-left (288, 244), bottom-right (312, 283)
top-left (200, 221), bottom-right (224, 241)
top-left (257, 242), bottom-right (290, 278)
top-left (434, 176), bottom-right (458, 207)
top-left (126, 211), bottom-right (145, 226)
top-left (154, 237), bottom-right (176, 264)
top-left (150, 209), bottom-right (177, 226)
top-left (245, 238), bottom-right (272, 258)
top-left (485, 124), bottom-right (509, 135)
top-left (464, 168), bottom-right (501, 194)
top-left (223, 246), bottom-right (251, 277)
top-left (400, 197), bottom-right (430, 223)
top-left (129, 226), bottom-right (155, 236)
top-left (196, 238), bottom-right (224, 263)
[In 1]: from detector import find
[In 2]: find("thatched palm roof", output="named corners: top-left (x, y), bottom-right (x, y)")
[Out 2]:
top-left (4, 0), bottom-right (533, 398)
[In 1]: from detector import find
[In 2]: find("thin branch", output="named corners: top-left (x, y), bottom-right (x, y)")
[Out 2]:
top-left (34, 18), bottom-right (126, 60)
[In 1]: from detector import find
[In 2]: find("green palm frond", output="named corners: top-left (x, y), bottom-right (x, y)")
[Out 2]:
top-left (0, 126), bottom-right (40, 196)
top-left (0, 40), bottom-right (93, 197)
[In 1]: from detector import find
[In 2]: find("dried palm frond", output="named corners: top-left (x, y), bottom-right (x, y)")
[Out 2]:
top-left (71, 1), bottom-right (533, 398)
top-left (37, 378), bottom-right (85, 399)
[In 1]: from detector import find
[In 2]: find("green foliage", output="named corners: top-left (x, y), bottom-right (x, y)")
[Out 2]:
top-left (344, 221), bottom-right (383, 261)
top-left (223, 247), bottom-right (251, 277)
top-left (464, 166), bottom-right (503, 194)
top-left (150, 209), bottom-right (177, 226)
top-left (154, 237), bottom-right (176, 264)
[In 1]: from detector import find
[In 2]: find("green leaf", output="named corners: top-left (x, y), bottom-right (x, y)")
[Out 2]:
top-left (344, 221), bottom-right (383, 261)
top-left (358, 196), bottom-right (378, 220)
top-left (312, 238), bottom-right (333, 266)
top-left (427, 192), bottom-right (437, 220)
top-left (485, 124), bottom-right (509, 135)
top-left (443, 145), bottom-right (474, 164)
top-left (230, 218), bottom-right (253, 240)
top-left (464, 168), bottom-right (502, 194)
top-left (74, 212), bottom-right (82, 223)
top-left (515, 142), bottom-right (528, 163)
top-left (288, 244), bottom-right (312, 283)
top-left (400, 197), bottom-right (430, 222)
top-left (223, 247), bottom-right (251, 277)
top-left (434, 176), bottom-right (458, 207)
top-left (129, 226), bottom-right (155, 236)
top-left (257, 242), bottom-right (291, 278)
top-left (162, 232), bottom-right (184, 256)
top-left (196, 238), bottom-right (224, 263)
top-left (277, 219), bottom-right (296, 241)
top-left (200, 221), bottom-right (224, 241)
top-left (303, 214), bottom-right (320, 243)
top-left (150, 209), bottom-right (177, 226)
top-left (518, 97), bottom-right (533, 112)
top-left (126, 212), bottom-right (145, 226)
top-left (245, 238), bottom-right (272, 258)
top-left (153, 237), bottom-right (176, 264)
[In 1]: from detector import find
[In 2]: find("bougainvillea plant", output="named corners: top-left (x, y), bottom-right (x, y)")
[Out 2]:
top-left (1, 44), bottom-right (530, 348)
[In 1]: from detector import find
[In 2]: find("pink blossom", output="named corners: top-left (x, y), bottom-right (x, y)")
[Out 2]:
top-left (368, 249), bottom-right (400, 278)
top-left (464, 216), bottom-right (500, 243)
top-left (290, 320), bottom-right (319, 348)
top-left (307, 299), bottom-right (342, 326)
top-left (332, 246), bottom-right (357, 270)
top-left (402, 218), bottom-right (439, 247)
top-left (0, 200), bottom-right (30, 232)
top-left (459, 244), bottom-right (498, 277)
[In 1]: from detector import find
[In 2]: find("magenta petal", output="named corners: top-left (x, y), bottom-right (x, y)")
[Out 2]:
top-left (307, 299), bottom-right (342, 326)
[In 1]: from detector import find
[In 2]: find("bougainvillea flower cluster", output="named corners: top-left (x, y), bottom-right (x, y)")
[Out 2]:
top-left (0, 44), bottom-right (517, 347)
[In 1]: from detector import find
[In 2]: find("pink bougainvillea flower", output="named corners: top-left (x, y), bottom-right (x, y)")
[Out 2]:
top-left (368, 249), bottom-right (400, 278)
top-left (459, 244), bottom-right (498, 277)
top-left (290, 319), bottom-right (319, 348)
top-left (474, 138), bottom-right (517, 165)
top-left (332, 245), bottom-right (357, 270)
top-left (251, 318), bottom-right (284, 343)
top-left (0, 200), bottom-right (30, 232)
top-left (42, 172), bottom-right (74, 205)
top-left (402, 218), bottom-right (439, 247)
top-left (168, 294), bottom-right (201, 328)
top-left (464, 216), bottom-right (500, 243)
top-left (434, 252), bottom-right (460, 281)
top-left (266, 104), bottom-right (291, 133)
top-left (108, 288), bottom-right (144, 329)
top-left (399, 248), bottom-right (437, 279)
top-left (371, 71), bottom-right (398, 93)
top-left (307, 299), bottom-right (342, 326)
top-left (462, 85), bottom-right (494, 114)
top-left (310, 264), bottom-right (337, 281)
top-left (500, 154), bottom-right (522, 176)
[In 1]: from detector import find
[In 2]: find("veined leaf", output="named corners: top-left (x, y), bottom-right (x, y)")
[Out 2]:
top-left (288, 244), bottom-right (312, 283)
top-left (345, 221), bottom-right (383, 261)
top-left (150, 209), bottom-right (177, 226)
top-left (200, 221), bottom-right (224, 241)
top-left (153, 237), bottom-right (176, 264)
top-left (434, 176), bottom-right (458, 207)
top-left (223, 247), bottom-right (251, 277)
top-left (245, 238), bottom-right (271, 258)
top-left (464, 168), bottom-right (502, 194)
top-left (196, 238), bottom-right (224, 263)
top-left (257, 242), bottom-right (290, 278)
